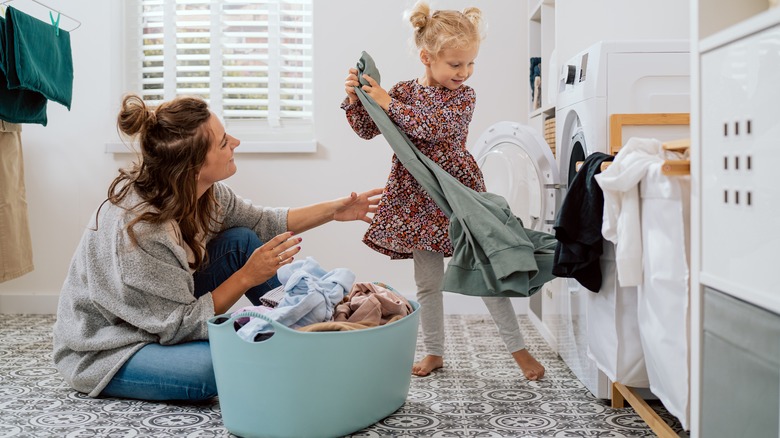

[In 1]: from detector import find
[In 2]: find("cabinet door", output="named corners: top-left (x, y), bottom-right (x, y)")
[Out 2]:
top-left (700, 24), bottom-right (780, 308)
top-left (701, 287), bottom-right (780, 438)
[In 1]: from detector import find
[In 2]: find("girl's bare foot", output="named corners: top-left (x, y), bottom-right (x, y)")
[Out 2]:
top-left (412, 354), bottom-right (443, 377)
top-left (512, 348), bottom-right (545, 380)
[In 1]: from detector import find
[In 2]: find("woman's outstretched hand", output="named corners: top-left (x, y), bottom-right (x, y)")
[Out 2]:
top-left (333, 188), bottom-right (383, 223)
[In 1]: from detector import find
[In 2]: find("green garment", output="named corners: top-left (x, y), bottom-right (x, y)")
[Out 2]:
top-left (353, 51), bottom-right (557, 297)
top-left (4, 7), bottom-right (73, 111)
top-left (0, 16), bottom-right (47, 125)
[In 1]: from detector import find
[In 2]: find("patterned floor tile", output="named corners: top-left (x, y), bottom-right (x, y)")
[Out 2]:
top-left (0, 314), bottom-right (685, 437)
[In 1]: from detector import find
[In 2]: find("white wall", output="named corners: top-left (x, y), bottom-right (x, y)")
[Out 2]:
top-left (555, 0), bottom-right (690, 64)
top-left (0, 0), bottom-right (529, 314)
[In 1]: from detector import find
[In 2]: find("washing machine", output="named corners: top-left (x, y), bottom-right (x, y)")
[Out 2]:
top-left (470, 122), bottom-right (562, 349)
top-left (554, 40), bottom-right (691, 399)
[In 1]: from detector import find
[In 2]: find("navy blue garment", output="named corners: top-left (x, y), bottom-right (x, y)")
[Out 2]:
top-left (529, 57), bottom-right (541, 92)
top-left (552, 152), bottom-right (614, 292)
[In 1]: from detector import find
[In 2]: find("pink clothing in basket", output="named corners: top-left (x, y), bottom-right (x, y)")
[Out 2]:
top-left (334, 282), bottom-right (413, 326)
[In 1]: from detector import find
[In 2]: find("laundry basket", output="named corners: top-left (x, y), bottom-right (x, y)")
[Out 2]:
top-left (207, 295), bottom-right (420, 438)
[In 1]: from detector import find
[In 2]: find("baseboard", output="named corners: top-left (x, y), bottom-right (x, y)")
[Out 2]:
top-left (528, 310), bottom-right (557, 351)
top-left (0, 294), bottom-right (59, 314)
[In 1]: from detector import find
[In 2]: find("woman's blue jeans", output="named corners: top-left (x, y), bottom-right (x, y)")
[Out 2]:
top-left (100, 227), bottom-right (281, 401)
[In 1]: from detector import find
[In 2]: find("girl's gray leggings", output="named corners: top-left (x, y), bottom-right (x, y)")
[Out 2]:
top-left (413, 249), bottom-right (526, 357)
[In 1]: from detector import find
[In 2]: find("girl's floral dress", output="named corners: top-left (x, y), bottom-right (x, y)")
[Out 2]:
top-left (342, 79), bottom-right (486, 259)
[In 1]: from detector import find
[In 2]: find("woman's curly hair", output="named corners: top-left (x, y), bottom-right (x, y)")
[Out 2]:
top-left (101, 94), bottom-right (218, 270)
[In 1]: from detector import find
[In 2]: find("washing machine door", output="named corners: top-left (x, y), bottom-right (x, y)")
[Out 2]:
top-left (471, 121), bottom-right (560, 234)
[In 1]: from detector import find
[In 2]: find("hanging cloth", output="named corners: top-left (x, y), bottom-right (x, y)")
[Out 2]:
top-left (352, 51), bottom-right (556, 297)
top-left (636, 155), bottom-right (691, 430)
top-left (3, 6), bottom-right (74, 111)
top-left (552, 152), bottom-right (614, 292)
top-left (0, 15), bottom-right (48, 125)
top-left (0, 119), bottom-right (34, 282)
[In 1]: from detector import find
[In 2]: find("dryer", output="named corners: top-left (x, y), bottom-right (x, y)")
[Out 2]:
top-left (554, 40), bottom-right (691, 399)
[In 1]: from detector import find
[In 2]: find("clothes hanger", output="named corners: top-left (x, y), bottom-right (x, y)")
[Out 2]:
top-left (1, 0), bottom-right (81, 32)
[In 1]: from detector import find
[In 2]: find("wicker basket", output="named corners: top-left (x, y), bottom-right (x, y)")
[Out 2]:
top-left (544, 116), bottom-right (556, 157)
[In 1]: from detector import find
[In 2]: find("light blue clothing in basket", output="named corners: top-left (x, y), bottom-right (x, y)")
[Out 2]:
top-left (236, 257), bottom-right (355, 341)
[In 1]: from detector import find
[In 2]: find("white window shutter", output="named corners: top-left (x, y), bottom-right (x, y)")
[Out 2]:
top-left (129, 0), bottom-right (313, 137)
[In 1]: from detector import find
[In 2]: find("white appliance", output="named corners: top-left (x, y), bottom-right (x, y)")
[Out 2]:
top-left (554, 40), bottom-right (691, 399)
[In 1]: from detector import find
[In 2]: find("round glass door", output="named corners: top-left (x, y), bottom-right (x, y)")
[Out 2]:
top-left (472, 122), bottom-right (559, 234)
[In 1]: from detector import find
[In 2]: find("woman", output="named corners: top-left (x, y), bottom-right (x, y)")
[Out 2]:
top-left (52, 94), bottom-right (383, 402)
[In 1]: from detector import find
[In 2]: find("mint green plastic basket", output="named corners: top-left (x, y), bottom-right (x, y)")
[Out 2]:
top-left (207, 296), bottom-right (420, 438)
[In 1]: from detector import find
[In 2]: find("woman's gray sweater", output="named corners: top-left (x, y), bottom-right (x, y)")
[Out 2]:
top-left (52, 182), bottom-right (288, 396)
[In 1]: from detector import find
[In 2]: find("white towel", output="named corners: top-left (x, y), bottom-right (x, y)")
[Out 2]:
top-left (594, 137), bottom-right (663, 286)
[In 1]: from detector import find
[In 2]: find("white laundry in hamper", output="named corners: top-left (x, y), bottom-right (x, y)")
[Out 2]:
top-left (586, 240), bottom-right (650, 389)
top-left (637, 162), bottom-right (691, 430)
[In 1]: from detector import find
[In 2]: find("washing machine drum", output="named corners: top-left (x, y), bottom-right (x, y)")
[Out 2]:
top-left (567, 129), bottom-right (587, 186)
top-left (471, 122), bottom-right (560, 234)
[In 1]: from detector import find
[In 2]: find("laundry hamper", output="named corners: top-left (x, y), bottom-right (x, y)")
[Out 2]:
top-left (207, 296), bottom-right (420, 438)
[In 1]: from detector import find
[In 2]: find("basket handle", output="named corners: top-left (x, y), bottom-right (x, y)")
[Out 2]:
top-left (213, 310), bottom-right (300, 335)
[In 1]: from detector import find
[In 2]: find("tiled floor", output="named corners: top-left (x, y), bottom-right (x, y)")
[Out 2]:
top-left (0, 314), bottom-right (685, 437)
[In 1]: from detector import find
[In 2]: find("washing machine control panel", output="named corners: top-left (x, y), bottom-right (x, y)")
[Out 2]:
top-left (579, 53), bottom-right (589, 82)
top-left (560, 64), bottom-right (577, 90)
top-left (559, 52), bottom-right (590, 93)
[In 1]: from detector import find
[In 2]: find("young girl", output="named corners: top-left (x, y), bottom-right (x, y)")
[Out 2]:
top-left (341, 1), bottom-right (545, 380)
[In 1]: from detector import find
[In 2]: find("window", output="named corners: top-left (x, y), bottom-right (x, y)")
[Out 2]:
top-left (123, 0), bottom-right (314, 151)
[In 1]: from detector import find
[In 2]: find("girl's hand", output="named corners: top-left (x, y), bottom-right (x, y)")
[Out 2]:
top-left (344, 68), bottom-right (360, 104)
top-left (333, 188), bottom-right (384, 223)
top-left (241, 232), bottom-right (302, 286)
top-left (360, 74), bottom-right (391, 111)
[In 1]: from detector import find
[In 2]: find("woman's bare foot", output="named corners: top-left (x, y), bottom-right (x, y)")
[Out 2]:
top-left (412, 355), bottom-right (444, 377)
top-left (512, 349), bottom-right (545, 380)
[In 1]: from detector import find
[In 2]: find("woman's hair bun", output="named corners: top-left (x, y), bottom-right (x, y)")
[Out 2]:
top-left (117, 94), bottom-right (154, 137)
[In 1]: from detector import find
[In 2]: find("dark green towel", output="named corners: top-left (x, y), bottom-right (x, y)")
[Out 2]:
top-left (0, 15), bottom-right (48, 125)
top-left (4, 6), bottom-right (73, 109)
top-left (353, 51), bottom-right (557, 297)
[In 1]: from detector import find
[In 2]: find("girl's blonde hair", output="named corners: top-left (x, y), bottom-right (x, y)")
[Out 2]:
top-left (405, 1), bottom-right (485, 58)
